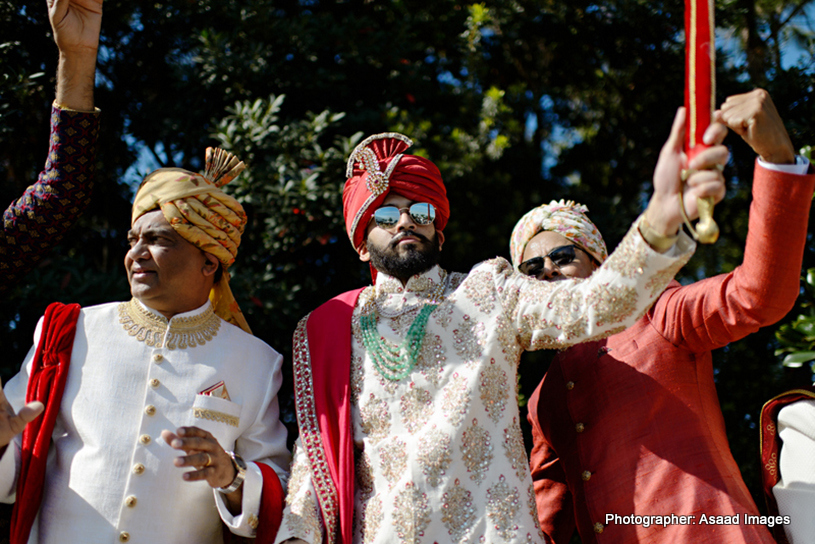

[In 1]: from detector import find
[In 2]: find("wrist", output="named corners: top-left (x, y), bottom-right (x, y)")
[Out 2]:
top-left (639, 211), bottom-right (679, 253)
top-left (759, 148), bottom-right (796, 165)
top-left (218, 451), bottom-right (247, 494)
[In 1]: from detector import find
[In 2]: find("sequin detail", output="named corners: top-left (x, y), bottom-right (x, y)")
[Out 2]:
top-left (416, 427), bottom-right (452, 487)
top-left (392, 482), bottom-right (431, 544)
top-left (487, 475), bottom-right (521, 541)
top-left (461, 419), bottom-right (493, 485)
top-left (118, 299), bottom-right (221, 349)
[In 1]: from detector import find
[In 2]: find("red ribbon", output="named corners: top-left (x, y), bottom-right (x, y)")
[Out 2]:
top-left (684, 0), bottom-right (716, 162)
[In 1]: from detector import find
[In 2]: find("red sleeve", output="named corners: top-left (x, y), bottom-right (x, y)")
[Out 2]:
top-left (254, 462), bottom-right (284, 543)
top-left (528, 386), bottom-right (575, 544)
top-left (650, 161), bottom-right (815, 351)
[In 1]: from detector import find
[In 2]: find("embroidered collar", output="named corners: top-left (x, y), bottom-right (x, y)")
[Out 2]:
top-left (373, 265), bottom-right (448, 318)
top-left (118, 298), bottom-right (221, 350)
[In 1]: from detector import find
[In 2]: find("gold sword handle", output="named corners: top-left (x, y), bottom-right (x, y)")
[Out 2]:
top-left (680, 168), bottom-right (720, 244)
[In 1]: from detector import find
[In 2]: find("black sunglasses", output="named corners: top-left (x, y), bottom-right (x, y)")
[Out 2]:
top-left (373, 202), bottom-right (436, 228)
top-left (519, 245), bottom-right (589, 278)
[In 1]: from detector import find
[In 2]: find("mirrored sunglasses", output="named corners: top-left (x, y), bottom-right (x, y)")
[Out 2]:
top-left (373, 202), bottom-right (436, 228)
top-left (518, 245), bottom-right (580, 278)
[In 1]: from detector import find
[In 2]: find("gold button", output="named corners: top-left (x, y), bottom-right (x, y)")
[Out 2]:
top-left (139, 434), bottom-right (151, 445)
top-left (575, 423), bottom-right (585, 433)
top-left (152, 353), bottom-right (163, 363)
top-left (566, 381), bottom-right (575, 390)
top-left (125, 495), bottom-right (137, 508)
top-left (594, 523), bottom-right (604, 534)
top-left (144, 405), bottom-right (156, 416)
top-left (582, 470), bottom-right (592, 481)
top-left (150, 378), bottom-right (160, 388)
top-left (119, 532), bottom-right (130, 542)
top-left (132, 463), bottom-right (145, 475)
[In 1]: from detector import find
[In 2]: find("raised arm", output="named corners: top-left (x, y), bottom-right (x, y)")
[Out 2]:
top-left (49, 0), bottom-right (102, 111)
top-left (0, 0), bottom-right (102, 290)
top-left (653, 89), bottom-right (814, 350)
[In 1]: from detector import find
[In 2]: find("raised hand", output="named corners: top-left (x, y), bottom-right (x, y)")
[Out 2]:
top-left (0, 385), bottom-right (44, 448)
top-left (645, 107), bottom-right (728, 237)
top-left (716, 89), bottom-right (796, 165)
top-left (47, 0), bottom-right (103, 54)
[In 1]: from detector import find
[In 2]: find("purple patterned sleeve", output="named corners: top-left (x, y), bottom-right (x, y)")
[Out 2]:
top-left (0, 105), bottom-right (100, 289)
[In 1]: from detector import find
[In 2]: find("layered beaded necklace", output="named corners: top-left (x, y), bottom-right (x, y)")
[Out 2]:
top-left (360, 271), bottom-right (448, 381)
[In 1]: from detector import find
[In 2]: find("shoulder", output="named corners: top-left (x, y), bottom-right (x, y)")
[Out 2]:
top-left (216, 318), bottom-right (283, 362)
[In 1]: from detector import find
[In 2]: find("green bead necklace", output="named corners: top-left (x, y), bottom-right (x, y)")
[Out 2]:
top-left (360, 302), bottom-right (438, 381)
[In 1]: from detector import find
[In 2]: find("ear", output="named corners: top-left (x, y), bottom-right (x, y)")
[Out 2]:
top-left (202, 252), bottom-right (220, 277)
top-left (358, 244), bottom-right (371, 263)
top-left (437, 230), bottom-right (444, 252)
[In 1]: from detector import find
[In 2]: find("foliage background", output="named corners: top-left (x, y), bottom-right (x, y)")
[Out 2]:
top-left (2, 0), bottom-right (815, 536)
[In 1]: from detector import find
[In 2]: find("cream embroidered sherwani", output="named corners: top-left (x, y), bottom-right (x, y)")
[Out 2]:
top-left (0, 300), bottom-right (290, 544)
top-left (276, 223), bottom-right (694, 544)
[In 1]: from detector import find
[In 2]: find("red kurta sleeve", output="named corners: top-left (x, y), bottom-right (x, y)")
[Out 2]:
top-left (649, 162), bottom-right (815, 350)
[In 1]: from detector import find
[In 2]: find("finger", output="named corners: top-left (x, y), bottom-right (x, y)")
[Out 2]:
top-left (686, 177), bottom-right (726, 202)
top-left (170, 436), bottom-right (218, 452)
top-left (175, 426), bottom-right (212, 440)
top-left (688, 145), bottom-right (729, 171)
top-left (662, 107), bottom-right (687, 154)
top-left (173, 452), bottom-right (213, 469)
top-left (182, 467), bottom-right (213, 482)
top-left (702, 122), bottom-right (728, 146)
top-left (8, 402), bottom-right (46, 435)
top-left (161, 429), bottom-right (179, 446)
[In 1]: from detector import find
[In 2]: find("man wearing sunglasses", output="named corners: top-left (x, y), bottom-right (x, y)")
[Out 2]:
top-left (517, 90), bottom-right (814, 544)
top-left (276, 109), bottom-right (727, 544)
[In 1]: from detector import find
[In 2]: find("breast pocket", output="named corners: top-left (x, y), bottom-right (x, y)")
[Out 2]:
top-left (191, 394), bottom-right (243, 447)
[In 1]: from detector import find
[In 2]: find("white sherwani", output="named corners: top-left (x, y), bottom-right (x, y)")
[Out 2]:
top-left (0, 299), bottom-right (290, 544)
top-left (276, 224), bottom-right (694, 544)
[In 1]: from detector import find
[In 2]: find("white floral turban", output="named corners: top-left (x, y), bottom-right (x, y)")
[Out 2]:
top-left (509, 200), bottom-right (608, 268)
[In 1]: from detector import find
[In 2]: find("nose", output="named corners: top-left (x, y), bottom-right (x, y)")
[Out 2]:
top-left (541, 257), bottom-right (562, 280)
top-left (395, 208), bottom-right (417, 231)
top-left (126, 239), bottom-right (148, 262)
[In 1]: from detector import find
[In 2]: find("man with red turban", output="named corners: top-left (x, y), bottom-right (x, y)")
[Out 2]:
top-left (276, 109), bottom-right (727, 544)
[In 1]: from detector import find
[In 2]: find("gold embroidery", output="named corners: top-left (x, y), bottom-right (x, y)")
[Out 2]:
top-left (193, 408), bottom-right (239, 427)
top-left (453, 315), bottom-right (486, 362)
top-left (504, 418), bottom-right (529, 482)
top-left (392, 482), bottom-right (431, 544)
top-left (441, 372), bottom-right (471, 428)
top-left (417, 334), bottom-right (446, 387)
top-left (399, 386), bottom-right (434, 434)
top-left (284, 445), bottom-right (323, 541)
top-left (416, 427), bottom-right (452, 487)
top-left (461, 419), bottom-right (493, 485)
top-left (486, 475), bottom-right (521, 541)
top-left (355, 448), bottom-right (375, 499)
top-left (585, 284), bottom-right (639, 326)
top-left (359, 495), bottom-right (383, 544)
top-left (118, 299), bottom-right (221, 350)
top-left (293, 316), bottom-right (338, 543)
top-left (360, 394), bottom-right (392, 443)
top-left (527, 483), bottom-right (545, 536)
top-left (462, 268), bottom-right (498, 314)
top-left (480, 359), bottom-right (509, 423)
top-left (441, 478), bottom-right (476, 541)
top-left (379, 437), bottom-right (408, 487)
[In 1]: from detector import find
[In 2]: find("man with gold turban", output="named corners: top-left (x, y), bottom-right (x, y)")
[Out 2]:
top-left (276, 107), bottom-right (728, 544)
top-left (518, 90), bottom-right (813, 544)
top-left (0, 147), bottom-right (289, 543)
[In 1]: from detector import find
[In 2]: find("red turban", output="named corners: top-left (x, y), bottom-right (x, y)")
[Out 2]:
top-left (343, 133), bottom-right (449, 252)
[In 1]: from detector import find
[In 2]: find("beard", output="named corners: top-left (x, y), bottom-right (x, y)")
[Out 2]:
top-left (367, 231), bottom-right (441, 282)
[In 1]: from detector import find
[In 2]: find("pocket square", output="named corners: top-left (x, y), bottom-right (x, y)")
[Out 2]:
top-left (199, 380), bottom-right (230, 401)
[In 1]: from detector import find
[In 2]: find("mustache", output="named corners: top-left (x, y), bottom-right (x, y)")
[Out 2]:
top-left (389, 231), bottom-right (431, 248)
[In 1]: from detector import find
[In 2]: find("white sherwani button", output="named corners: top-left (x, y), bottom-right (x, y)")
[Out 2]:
top-left (125, 495), bottom-right (137, 508)
top-left (152, 353), bottom-right (163, 363)
top-left (119, 531), bottom-right (130, 542)
top-left (139, 434), bottom-right (151, 445)
top-left (144, 405), bottom-right (156, 416)
top-left (132, 463), bottom-right (145, 475)
top-left (149, 378), bottom-right (160, 388)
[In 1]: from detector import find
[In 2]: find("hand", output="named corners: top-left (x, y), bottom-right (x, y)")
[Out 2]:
top-left (646, 107), bottom-right (728, 236)
top-left (161, 427), bottom-right (236, 489)
top-left (48, 0), bottom-right (103, 56)
top-left (715, 89), bottom-right (796, 165)
top-left (0, 386), bottom-right (44, 448)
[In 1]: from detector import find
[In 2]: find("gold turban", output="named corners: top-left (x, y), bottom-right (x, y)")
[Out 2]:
top-left (132, 148), bottom-right (252, 334)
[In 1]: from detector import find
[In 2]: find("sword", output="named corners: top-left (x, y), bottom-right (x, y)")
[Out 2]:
top-left (683, 0), bottom-right (719, 243)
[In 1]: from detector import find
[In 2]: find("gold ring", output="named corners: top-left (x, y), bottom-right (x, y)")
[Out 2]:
top-left (204, 453), bottom-right (212, 468)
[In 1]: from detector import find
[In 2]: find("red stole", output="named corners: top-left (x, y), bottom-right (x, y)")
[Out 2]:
top-left (10, 302), bottom-right (81, 544)
top-left (760, 386), bottom-right (815, 544)
top-left (293, 288), bottom-right (365, 544)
